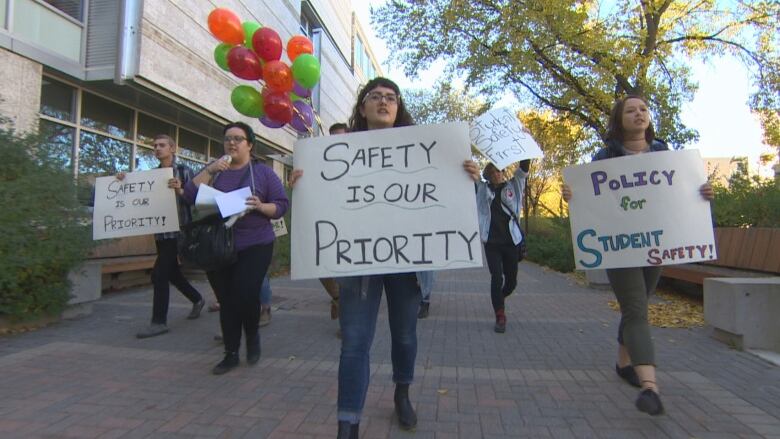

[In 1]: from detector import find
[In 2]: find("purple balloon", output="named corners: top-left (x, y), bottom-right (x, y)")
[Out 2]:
top-left (259, 116), bottom-right (286, 128)
top-left (290, 100), bottom-right (314, 133)
top-left (292, 81), bottom-right (311, 98)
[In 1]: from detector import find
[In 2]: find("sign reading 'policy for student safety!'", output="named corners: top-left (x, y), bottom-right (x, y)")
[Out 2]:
top-left (291, 122), bottom-right (482, 280)
top-left (92, 168), bottom-right (180, 240)
top-left (563, 149), bottom-right (716, 270)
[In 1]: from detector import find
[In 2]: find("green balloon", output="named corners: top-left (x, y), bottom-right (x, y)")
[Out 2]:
top-left (231, 85), bottom-right (264, 118)
top-left (292, 54), bottom-right (321, 89)
top-left (290, 92), bottom-right (303, 102)
top-left (242, 21), bottom-right (262, 50)
top-left (214, 43), bottom-right (232, 71)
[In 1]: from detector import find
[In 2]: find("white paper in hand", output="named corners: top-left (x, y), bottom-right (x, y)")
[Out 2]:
top-left (193, 184), bottom-right (222, 220)
top-left (215, 186), bottom-right (252, 218)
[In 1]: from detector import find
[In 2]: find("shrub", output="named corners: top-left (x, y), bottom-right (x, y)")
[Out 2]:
top-left (0, 124), bottom-right (94, 322)
top-left (711, 161), bottom-right (780, 227)
top-left (524, 216), bottom-right (575, 272)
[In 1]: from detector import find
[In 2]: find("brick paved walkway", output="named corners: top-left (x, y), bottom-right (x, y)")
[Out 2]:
top-left (1, 263), bottom-right (778, 438)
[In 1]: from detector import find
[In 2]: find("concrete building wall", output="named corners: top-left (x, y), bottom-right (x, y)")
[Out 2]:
top-left (136, 0), bottom-right (361, 154)
top-left (0, 48), bottom-right (42, 133)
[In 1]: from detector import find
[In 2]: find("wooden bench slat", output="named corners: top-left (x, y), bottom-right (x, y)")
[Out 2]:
top-left (764, 229), bottom-right (780, 273)
top-left (748, 229), bottom-right (773, 271)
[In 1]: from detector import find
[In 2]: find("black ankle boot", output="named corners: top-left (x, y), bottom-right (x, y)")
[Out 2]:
top-left (212, 352), bottom-right (239, 375)
top-left (336, 420), bottom-right (358, 439)
top-left (394, 383), bottom-right (417, 430)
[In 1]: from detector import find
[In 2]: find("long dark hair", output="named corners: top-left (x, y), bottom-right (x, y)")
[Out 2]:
top-left (605, 95), bottom-right (655, 143)
top-left (348, 77), bottom-right (415, 132)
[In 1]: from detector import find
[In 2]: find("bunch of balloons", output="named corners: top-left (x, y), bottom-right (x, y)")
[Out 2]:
top-left (208, 8), bottom-right (320, 133)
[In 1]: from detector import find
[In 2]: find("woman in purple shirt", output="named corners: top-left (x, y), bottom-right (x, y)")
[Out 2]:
top-left (183, 121), bottom-right (289, 375)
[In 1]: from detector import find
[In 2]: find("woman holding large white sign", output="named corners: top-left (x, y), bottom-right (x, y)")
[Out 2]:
top-left (562, 96), bottom-right (714, 416)
top-left (290, 78), bottom-right (471, 438)
top-left (182, 122), bottom-right (289, 375)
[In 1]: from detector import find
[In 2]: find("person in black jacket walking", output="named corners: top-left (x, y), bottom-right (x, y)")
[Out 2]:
top-left (134, 134), bottom-right (205, 338)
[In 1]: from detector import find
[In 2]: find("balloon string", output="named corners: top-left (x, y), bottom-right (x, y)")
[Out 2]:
top-left (291, 104), bottom-right (315, 136)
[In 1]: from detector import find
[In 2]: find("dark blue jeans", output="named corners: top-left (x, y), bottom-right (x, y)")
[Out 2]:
top-left (336, 273), bottom-right (420, 423)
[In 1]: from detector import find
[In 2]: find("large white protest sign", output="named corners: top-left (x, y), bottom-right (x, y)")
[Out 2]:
top-left (291, 122), bottom-right (482, 280)
top-left (93, 168), bottom-right (179, 240)
top-left (563, 149), bottom-right (716, 270)
top-left (470, 107), bottom-right (544, 170)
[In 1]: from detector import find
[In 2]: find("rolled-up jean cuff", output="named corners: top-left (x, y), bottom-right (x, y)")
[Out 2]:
top-left (337, 410), bottom-right (361, 424)
top-left (392, 377), bottom-right (413, 385)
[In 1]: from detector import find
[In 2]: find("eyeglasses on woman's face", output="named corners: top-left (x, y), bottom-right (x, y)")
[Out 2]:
top-left (223, 135), bottom-right (247, 144)
top-left (362, 92), bottom-right (399, 105)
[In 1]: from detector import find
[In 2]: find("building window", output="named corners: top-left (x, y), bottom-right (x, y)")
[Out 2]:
top-left (81, 92), bottom-right (133, 139)
top-left (40, 77), bottom-right (76, 122)
top-left (43, 0), bottom-right (82, 21)
top-left (137, 113), bottom-right (175, 146)
top-left (39, 119), bottom-right (73, 168)
top-left (178, 129), bottom-right (208, 163)
top-left (78, 131), bottom-right (131, 175)
top-left (38, 76), bottom-right (225, 179)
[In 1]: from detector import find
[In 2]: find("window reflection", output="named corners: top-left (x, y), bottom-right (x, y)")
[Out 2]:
top-left (40, 78), bottom-right (76, 122)
top-left (81, 92), bottom-right (132, 139)
top-left (38, 120), bottom-right (73, 168)
top-left (178, 129), bottom-right (208, 162)
top-left (137, 112), bottom-right (174, 146)
top-left (134, 146), bottom-right (158, 171)
top-left (78, 131), bottom-right (131, 175)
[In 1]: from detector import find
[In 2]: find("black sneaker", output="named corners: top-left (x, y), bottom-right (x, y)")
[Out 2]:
top-left (136, 323), bottom-right (169, 339)
top-left (636, 389), bottom-right (665, 416)
top-left (417, 302), bottom-right (429, 319)
top-left (616, 364), bottom-right (641, 388)
top-left (187, 299), bottom-right (205, 320)
top-left (212, 352), bottom-right (239, 375)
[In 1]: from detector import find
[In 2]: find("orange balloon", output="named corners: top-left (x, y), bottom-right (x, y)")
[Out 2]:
top-left (262, 60), bottom-right (293, 92)
top-left (208, 8), bottom-right (244, 45)
top-left (286, 35), bottom-right (314, 62)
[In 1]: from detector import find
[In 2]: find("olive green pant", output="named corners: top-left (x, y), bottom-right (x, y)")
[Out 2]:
top-left (606, 266), bottom-right (662, 366)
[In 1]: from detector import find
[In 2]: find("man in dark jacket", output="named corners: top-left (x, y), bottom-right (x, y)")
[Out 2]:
top-left (136, 134), bottom-right (204, 338)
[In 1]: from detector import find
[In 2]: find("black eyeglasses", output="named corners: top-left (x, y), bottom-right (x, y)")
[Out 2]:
top-left (223, 135), bottom-right (247, 144)
top-left (362, 92), bottom-right (399, 105)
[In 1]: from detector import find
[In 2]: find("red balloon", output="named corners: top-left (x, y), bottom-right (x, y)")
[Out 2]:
top-left (207, 8), bottom-right (244, 45)
top-left (262, 61), bottom-right (293, 92)
top-left (252, 27), bottom-right (283, 61)
top-left (286, 35), bottom-right (313, 61)
top-left (227, 47), bottom-right (263, 80)
top-left (263, 91), bottom-right (293, 124)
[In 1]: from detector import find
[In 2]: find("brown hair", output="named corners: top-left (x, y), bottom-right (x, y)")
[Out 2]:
top-left (605, 95), bottom-right (655, 143)
top-left (348, 77), bottom-right (414, 132)
top-left (153, 134), bottom-right (176, 148)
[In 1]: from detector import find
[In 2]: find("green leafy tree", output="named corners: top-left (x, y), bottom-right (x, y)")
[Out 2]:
top-left (403, 80), bottom-right (490, 125)
top-left (374, 0), bottom-right (779, 148)
top-left (0, 122), bottom-right (94, 322)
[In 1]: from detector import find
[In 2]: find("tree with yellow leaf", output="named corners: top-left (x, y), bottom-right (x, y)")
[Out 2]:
top-left (373, 0), bottom-right (779, 148)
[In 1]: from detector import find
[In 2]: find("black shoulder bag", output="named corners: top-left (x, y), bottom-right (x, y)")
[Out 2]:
top-left (178, 164), bottom-right (253, 271)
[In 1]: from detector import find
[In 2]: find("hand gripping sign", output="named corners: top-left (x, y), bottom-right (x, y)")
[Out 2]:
top-left (563, 149), bottom-right (716, 270)
top-left (290, 122), bottom-right (482, 280)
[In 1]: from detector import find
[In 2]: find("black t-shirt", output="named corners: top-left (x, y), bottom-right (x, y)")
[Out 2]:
top-left (487, 183), bottom-right (513, 244)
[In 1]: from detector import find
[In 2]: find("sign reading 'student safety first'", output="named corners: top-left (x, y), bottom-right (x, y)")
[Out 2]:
top-left (290, 122), bottom-right (482, 280)
top-left (92, 168), bottom-right (180, 240)
top-left (563, 149), bottom-right (716, 270)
